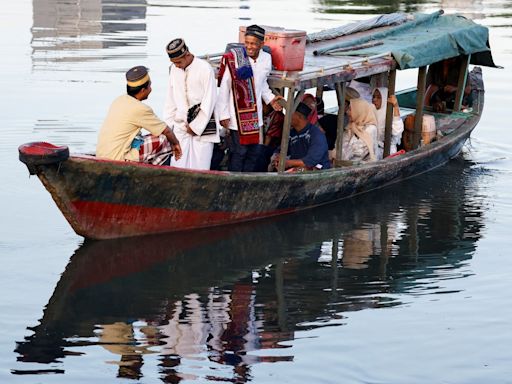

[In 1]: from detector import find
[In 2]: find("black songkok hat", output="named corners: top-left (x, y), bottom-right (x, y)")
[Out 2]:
top-left (245, 25), bottom-right (265, 41)
top-left (166, 38), bottom-right (189, 59)
top-left (125, 65), bottom-right (150, 87)
top-left (295, 102), bottom-right (312, 118)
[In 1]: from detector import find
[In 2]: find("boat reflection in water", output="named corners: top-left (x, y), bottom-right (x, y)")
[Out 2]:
top-left (14, 157), bottom-right (487, 382)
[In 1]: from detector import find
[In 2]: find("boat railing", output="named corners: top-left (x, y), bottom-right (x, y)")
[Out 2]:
top-left (199, 51), bottom-right (393, 82)
top-left (289, 52), bottom-right (392, 78)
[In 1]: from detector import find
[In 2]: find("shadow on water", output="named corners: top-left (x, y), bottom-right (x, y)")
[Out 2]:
top-left (13, 156), bottom-right (489, 382)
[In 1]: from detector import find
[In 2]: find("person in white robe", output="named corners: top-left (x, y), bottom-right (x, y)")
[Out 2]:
top-left (216, 25), bottom-right (282, 172)
top-left (163, 38), bottom-right (219, 170)
top-left (372, 87), bottom-right (404, 158)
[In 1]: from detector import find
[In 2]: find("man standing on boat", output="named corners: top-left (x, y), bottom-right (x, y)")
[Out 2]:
top-left (163, 38), bottom-right (219, 170)
top-left (96, 66), bottom-right (182, 165)
top-left (217, 24), bottom-right (283, 172)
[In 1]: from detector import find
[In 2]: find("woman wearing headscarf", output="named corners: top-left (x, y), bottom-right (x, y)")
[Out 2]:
top-left (341, 97), bottom-right (378, 162)
top-left (372, 87), bottom-right (404, 158)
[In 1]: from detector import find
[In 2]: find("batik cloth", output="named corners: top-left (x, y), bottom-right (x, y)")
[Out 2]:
top-left (137, 134), bottom-right (172, 165)
top-left (218, 47), bottom-right (260, 145)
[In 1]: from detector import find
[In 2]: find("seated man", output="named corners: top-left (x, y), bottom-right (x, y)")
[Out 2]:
top-left (97, 65), bottom-right (181, 165)
top-left (272, 102), bottom-right (331, 171)
top-left (424, 57), bottom-right (472, 112)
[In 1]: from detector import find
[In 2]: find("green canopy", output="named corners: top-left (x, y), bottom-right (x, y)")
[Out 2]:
top-left (314, 11), bottom-right (497, 69)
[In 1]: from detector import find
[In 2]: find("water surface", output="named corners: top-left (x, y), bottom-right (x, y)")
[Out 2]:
top-left (1, 1), bottom-right (511, 383)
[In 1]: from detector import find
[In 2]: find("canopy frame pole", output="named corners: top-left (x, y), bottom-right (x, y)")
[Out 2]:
top-left (383, 69), bottom-right (397, 158)
top-left (454, 54), bottom-right (471, 112)
top-left (334, 82), bottom-right (347, 165)
top-left (278, 87), bottom-right (304, 173)
top-left (316, 85), bottom-right (324, 100)
top-left (413, 66), bottom-right (427, 149)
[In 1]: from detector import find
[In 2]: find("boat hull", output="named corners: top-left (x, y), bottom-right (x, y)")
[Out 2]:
top-left (30, 110), bottom-right (478, 239)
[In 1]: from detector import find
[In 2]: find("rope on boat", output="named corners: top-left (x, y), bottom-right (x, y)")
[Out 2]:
top-left (306, 12), bottom-right (409, 44)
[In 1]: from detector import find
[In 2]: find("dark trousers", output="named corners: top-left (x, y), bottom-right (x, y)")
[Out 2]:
top-left (210, 139), bottom-right (227, 170)
top-left (227, 130), bottom-right (266, 172)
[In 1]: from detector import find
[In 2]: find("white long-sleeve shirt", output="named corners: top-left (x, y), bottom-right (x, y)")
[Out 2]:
top-left (217, 50), bottom-right (275, 131)
top-left (163, 56), bottom-right (219, 143)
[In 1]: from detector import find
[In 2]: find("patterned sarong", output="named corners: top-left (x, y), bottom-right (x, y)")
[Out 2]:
top-left (218, 47), bottom-right (260, 145)
top-left (137, 134), bottom-right (172, 165)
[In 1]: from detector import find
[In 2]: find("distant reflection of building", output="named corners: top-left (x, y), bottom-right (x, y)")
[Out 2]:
top-left (31, 0), bottom-right (147, 66)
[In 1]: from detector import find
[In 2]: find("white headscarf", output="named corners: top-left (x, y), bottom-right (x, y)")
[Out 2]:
top-left (373, 87), bottom-right (388, 136)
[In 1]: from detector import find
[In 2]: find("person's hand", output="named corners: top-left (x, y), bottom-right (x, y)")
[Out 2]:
top-left (172, 143), bottom-right (182, 160)
top-left (185, 123), bottom-right (197, 136)
top-left (270, 96), bottom-right (284, 111)
top-left (220, 119), bottom-right (230, 128)
top-left (387, 95), bottom-right (398, 107)
top-left (270, 154), bottom-right (280, 169)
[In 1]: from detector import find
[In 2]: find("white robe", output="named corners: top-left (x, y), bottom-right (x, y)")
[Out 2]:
top-left (373, 87), bottom-right (404, 159)
top-left (163, 56), bottom-right (219, 170)
top-left (217, 50), bottom-right (275, 142)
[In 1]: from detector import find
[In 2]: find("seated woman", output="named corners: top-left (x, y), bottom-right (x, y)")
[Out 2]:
top-left (372, 87), bottom-right (404, 158)
top-left (424, 57), bottom-right (472, 112)
top-left (341, 97), bottom-right (378, 162)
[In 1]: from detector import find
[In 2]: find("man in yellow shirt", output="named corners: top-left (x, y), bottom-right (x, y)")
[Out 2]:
top-left (97, 66), bottom-right (182, 165)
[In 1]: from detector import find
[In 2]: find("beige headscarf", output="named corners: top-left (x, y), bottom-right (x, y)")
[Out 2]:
top-left (347, 98), bottom-right (378, 161)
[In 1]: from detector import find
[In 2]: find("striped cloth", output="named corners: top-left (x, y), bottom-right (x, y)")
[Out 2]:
top-left (138, 134), bottom-right (172, 165)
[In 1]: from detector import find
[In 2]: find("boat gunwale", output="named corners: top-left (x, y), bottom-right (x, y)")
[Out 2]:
top-left (66, 108), bottom-right (481, 181)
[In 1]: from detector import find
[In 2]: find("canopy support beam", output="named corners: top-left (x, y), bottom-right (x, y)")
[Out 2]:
top-left (383, 69), bottom-right (397, 158)
top-left (334, 82), bottom-right (347, 165)
top-left (413, 66), bottom-right (427, 149)
top-left (278, 87), bottom-right (304, 173)
top-left (454, 54), bottom-right (470, 112)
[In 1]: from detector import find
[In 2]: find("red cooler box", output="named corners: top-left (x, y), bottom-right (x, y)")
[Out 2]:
top-left (239, 25), bottom-right (307, 71)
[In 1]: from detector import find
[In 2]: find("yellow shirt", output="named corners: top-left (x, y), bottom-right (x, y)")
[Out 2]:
top-left (96, 95), bottom-right (167, 161)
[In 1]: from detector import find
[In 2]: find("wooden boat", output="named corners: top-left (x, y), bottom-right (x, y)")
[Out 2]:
top-left (18, 10), bottom-right (497, 240)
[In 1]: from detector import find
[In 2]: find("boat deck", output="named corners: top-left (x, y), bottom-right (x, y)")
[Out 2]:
top-left (267, 24), bottom-right (397, 89)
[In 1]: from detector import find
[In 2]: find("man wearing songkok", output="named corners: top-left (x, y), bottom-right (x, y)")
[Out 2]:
top-left (217, 24), bottom-right (283, 172)
top-left (163, 38), bottom-right (219, 170)
top-left (97, 66), bottom-right (182, 165)
top-left (272, 102), bottom-right (331, 171)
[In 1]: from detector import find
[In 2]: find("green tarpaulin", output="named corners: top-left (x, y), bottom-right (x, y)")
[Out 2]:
top-left (314, 11), bottom-right (497, 69)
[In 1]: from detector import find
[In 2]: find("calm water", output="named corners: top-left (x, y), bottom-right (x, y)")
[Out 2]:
top-left (1, 1), bottom-right (512, 383)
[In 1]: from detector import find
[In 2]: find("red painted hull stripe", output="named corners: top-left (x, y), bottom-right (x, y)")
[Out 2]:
top-left (70, 200), bottom-right (296, 238)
